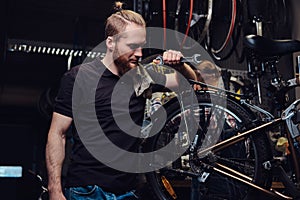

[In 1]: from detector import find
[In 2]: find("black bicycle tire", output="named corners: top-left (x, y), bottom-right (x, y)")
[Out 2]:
top-left (145, 91), bottom-right (273, 200)
top-left (195, 0), bottom-right (213, 48)
top-left (214, 0), bottom-right (244, 61)
top-left (210, 0), bottom-right (237, 55)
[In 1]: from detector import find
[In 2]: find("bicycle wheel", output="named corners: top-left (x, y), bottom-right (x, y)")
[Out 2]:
top-left (145, 91), bottom-right (273, 200)
top-left (206, 0), bottom-right (237, 60)
top-left (174, 0), bottom-right (213, 50)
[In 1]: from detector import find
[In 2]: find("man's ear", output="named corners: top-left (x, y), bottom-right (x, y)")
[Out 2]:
top-left (106, 36), bottom-right (115, 51)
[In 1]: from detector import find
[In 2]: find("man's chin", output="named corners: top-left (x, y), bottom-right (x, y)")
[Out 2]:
top-left (128, 62), bottom-right (138, 69)
top-left (118, 63), bottom-right (137, 76)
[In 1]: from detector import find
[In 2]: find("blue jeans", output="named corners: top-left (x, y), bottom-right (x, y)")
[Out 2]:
top-left (65, 185), bottom-right (139, 200)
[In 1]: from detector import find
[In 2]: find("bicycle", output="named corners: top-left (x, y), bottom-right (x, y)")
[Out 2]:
top-left (173, 0), bottom-right (238, 60)
top-left (141, 35), bottom-right (300, 199)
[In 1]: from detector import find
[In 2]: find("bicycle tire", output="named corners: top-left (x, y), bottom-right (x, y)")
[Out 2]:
top-left (174, 0), bottom-right (213, 50)
top-left (204, 0), bottom-right (237, 61)
top-left (210, 0), bottom-right (236, 54)
top-left (144, 91), bottom-right (273, 200)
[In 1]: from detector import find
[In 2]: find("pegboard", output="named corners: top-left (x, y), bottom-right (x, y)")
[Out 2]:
top-left (228, 69), bottom-right (248, 79)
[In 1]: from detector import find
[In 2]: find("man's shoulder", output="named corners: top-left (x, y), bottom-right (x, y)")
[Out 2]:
top-left (65, 58), bottom-right (105, 77)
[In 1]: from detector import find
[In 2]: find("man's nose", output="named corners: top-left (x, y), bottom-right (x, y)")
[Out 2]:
top-left (134, 47), bottom-right (143, 57)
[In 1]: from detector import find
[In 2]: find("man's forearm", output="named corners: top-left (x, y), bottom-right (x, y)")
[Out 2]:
top-left (46, 130), bottom-right (66, 193)
top-left (176, 63), bottom-right (197, 81)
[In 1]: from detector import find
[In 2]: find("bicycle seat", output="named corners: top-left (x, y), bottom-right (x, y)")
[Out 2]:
top-left (244, 34), bottom-right (300, 56)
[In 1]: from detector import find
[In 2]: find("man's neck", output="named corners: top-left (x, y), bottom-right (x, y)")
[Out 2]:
top-left (101, 56), bottom-right (119, 76)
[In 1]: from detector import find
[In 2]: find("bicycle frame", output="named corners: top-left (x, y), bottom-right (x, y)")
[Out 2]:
top-left (185, 71), bottom-right (300, 199)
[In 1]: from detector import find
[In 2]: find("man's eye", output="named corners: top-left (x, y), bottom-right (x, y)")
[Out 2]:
top-left (128, 43), bottom-right (145, 50)
top-left (128, 44), bottom-right (140, 50)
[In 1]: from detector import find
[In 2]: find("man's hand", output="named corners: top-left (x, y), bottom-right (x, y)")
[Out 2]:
top-left (152, 50), bottom-right (183, 67)
top-left (161, 50), bottom-right (183, 66)
top-left (163, 50), bottom-right (197, 81)
top-left (152, 50), bottom-right (197, 89)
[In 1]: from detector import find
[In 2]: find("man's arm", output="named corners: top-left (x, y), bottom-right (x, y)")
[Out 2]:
top-left (160, 50), bottom-right (197, 88)
top-left (46, 112), bottom-right (72, 200)
top-left (165, 63), bottom-right (197, 88)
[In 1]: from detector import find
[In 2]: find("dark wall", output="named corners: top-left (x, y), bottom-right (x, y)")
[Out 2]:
top-left (0, 0), bottom-right (297, 199)
top-left (0, 1), bottom-right (125, 199)
top-left (6, 0), bottom-right (116, 45)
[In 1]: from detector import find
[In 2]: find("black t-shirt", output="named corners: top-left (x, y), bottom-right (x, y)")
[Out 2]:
top-left (54, 57), bottom-right (166, 194)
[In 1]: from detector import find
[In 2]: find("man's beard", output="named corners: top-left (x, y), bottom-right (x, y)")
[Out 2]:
top-left (113, 48), bottom-right (138, 76)
top-left (114, 56), bottom-right (132, 76)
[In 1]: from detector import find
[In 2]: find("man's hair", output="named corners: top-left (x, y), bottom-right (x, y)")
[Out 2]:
top-left (105, 1), bottom-right (146, 39)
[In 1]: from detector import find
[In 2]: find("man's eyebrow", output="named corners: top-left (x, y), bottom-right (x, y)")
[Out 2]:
top-left (128, 41), bottom-right (146, 45)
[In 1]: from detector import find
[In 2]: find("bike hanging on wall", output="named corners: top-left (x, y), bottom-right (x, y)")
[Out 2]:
top-left (142, 35), bottom-right (300, 199)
